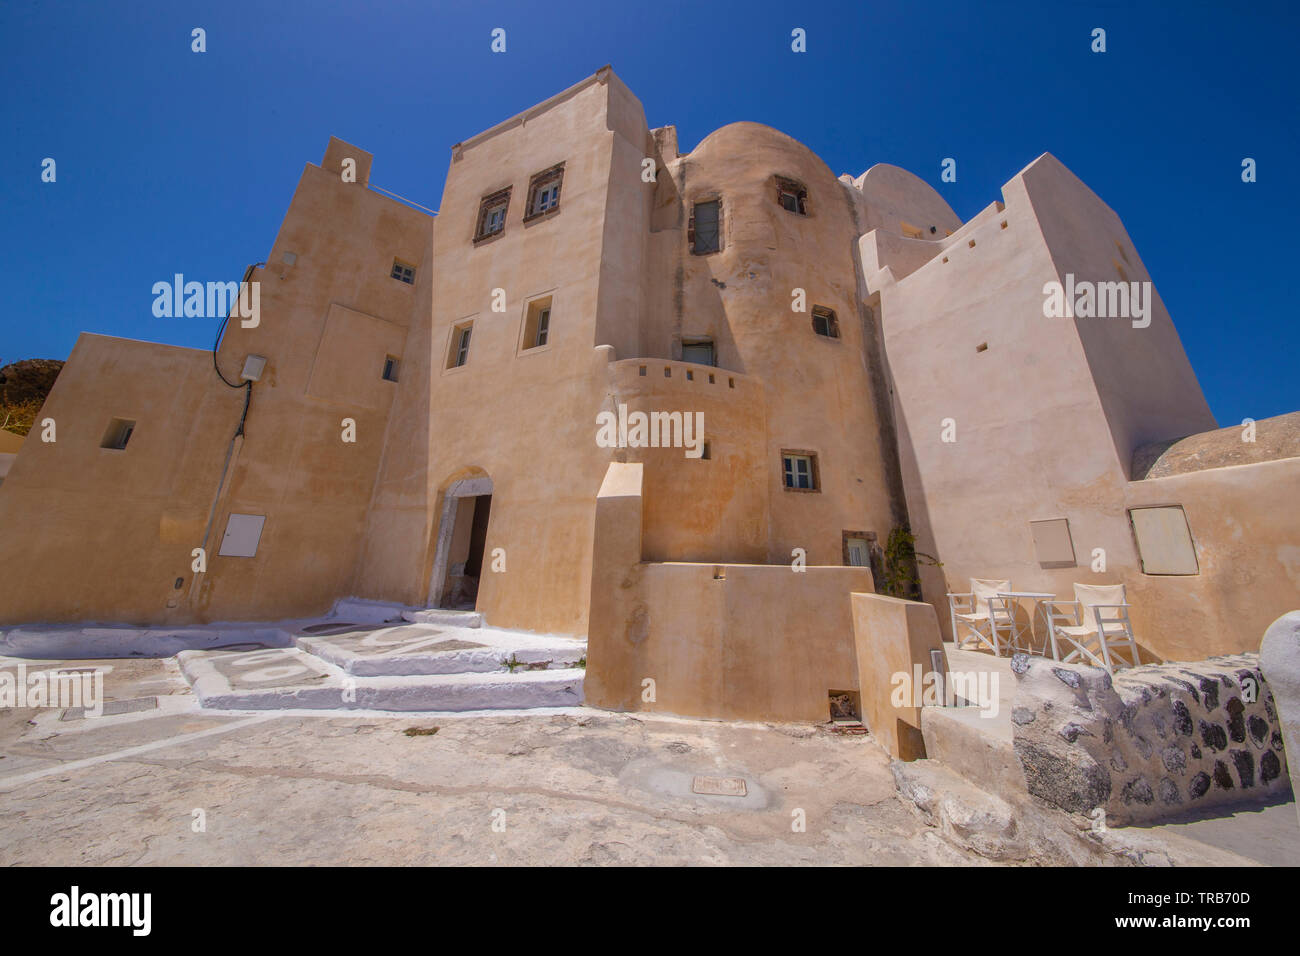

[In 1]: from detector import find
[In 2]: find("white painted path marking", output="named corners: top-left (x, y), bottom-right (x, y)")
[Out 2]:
top-left (0, 714), bottom-right (276, 791)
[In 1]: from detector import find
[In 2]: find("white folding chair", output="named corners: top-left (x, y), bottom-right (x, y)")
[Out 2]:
top-left (1047, 582), bottom-right (1141, 672)
top-left (947, 578), bottom-right (1016, 655)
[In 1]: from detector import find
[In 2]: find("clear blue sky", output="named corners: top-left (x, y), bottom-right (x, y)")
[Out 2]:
top-left (3, 0), bottom-right (1296, 425)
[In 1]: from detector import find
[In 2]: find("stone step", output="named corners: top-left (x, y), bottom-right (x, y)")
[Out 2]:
top-left (178, 646), bottom-right (584, 712)
top-left (400, 608), bottom-right (483, 628)
top-left (288, 622), bottom-right (585, 677)
top-left (329, 597), bottom-right (415, 624)
top-left (0, 623), bottom-right (292, 660)
top-left (919, 642), bottom-right (1020, 795)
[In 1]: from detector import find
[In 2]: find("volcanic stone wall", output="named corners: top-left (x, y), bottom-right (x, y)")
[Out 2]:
top-left (1010, 654), bottom-right (1289, 825)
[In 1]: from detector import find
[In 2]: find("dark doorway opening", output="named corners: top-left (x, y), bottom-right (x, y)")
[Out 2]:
top-left (465, 494), bottom-right (492, 578)
top-left (439, 493), bottom-right (492, 609)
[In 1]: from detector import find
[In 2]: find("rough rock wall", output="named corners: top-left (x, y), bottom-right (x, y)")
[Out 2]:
top-left (1010, 654), bottom-right (1289, 825)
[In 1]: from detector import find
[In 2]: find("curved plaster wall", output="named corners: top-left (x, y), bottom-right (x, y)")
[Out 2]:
top-left (640, 122), bottom-right (908, 566)
top-left (605, 358), bottom-right (767, 562)
top-left (852, 163), bottom-right (963, 239)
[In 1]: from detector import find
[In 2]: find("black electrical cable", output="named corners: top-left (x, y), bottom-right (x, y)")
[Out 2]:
top-left (234, 379), bottom-right (251, 438)
top-left (212, 262), bottom-right (265, 389)
top-left (210, 262), bottom-right (264, 437)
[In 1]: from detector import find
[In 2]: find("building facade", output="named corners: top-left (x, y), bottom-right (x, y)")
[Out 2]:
top-left (1, 67), bottom-right (1295, 721)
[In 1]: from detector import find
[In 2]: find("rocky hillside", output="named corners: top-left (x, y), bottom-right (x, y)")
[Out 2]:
top-left (0, 359), bottom-right (64, 436)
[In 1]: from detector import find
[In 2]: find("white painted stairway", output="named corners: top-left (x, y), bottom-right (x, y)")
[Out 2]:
top-left (178, 602), bottom-right (586, 713)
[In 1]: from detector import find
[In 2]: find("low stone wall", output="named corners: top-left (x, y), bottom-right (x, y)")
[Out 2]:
top-left (1010, 654), bottom-right (1289, 825)
top-left (851, 592), bottom-right (949, 761)
top-left (586, 462), bottom-right (874, 722)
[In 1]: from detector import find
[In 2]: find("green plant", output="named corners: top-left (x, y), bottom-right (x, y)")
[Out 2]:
top-left (502, 654), bottom-right (523, 672)
top-left (880, 525), bottom-right (941, 600)
top-left (575, 656), bottom-right (586, 669)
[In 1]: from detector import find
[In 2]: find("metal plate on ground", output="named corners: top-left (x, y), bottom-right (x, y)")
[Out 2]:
top-left (692, 775), bottom-right (748, 797)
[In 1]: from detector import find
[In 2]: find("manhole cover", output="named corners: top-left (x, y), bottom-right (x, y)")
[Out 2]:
top-left (692, 775), bottom-right (747, 797)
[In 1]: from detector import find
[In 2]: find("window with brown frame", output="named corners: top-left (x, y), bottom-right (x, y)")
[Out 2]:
top-left (688, 198), bottom-right (722, 254)
top-left (523, 163), bottom-right (565, 221)
top-left (521, 296), bottom-right (552, 351)
top-left (473, 187), bottom-right (511, 242)
top-left (781, 449), bottom-right (820, 492)
top-left (447, 322), bottom-right (473, 369)
top-left (811, 306), bottom-right (840, 339)
top-left (775, 176), bottom-right (808, 215)
top-left (390, 259), bottom-right (416, 284)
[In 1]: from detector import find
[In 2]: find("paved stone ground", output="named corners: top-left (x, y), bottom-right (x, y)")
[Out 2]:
top-left (1126, 800), bottom-right (1300, 867)
top-left (0, 657), bottom-right (1293, 866)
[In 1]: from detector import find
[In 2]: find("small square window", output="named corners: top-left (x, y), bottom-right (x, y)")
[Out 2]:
top-left (829, 690), bottom-right (861, 722)
top-left (474, 187), bottom-right (511, 242)
top-left (775, 176), bottom-right (808, 215)
top-left (390, 259), bottom-right (415, 284)
top-left (681, 339), bottom-right (715, 365)
top-left (781, 451), bottom-right (819, 491)
top-left (811, 306), bottom-right (839, 339)
top-left (522, 298), bottom-right (552, 351)
top-left (843, 531), bottom-right (883, 581)
top-left (448, 323), bottom-right (473, 369)
top-left (784, 455), bottom-right (812, 489)
top-left (525, 163), bottom-right (565, 220)
top-left (101, 417), bottom-right (136, 450)
top-left (382, 356), bottom-right (400, 382)
top-left (690, 199), bottom-right (721, 255)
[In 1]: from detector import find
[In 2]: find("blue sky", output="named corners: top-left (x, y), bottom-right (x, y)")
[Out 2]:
top-left (2, 0), bottom-right (1296, 425)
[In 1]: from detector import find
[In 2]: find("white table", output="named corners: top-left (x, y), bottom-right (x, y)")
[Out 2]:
top-left (996, 591), bottom-right (1055, 656)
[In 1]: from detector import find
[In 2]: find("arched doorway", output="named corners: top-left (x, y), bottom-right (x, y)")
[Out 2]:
top-left (427, 475), bottom-right (494, 609)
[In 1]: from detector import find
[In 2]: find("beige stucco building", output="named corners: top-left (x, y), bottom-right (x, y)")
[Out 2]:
top-left (1, 67), bottom-right (1295, 724)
